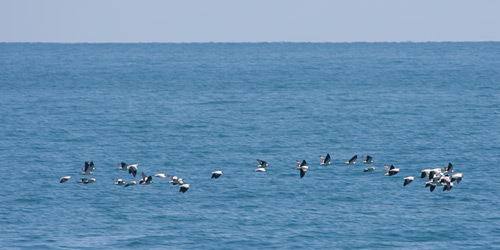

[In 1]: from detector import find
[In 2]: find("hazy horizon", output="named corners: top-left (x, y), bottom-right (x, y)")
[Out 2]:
top-left (1, 0), bottom-right (500, 43)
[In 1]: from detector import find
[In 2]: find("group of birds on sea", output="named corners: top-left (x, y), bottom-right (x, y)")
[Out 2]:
top-left (60, 161), bottom-right (195, 193)
top-left (60, 154), bottom-right (464, 193)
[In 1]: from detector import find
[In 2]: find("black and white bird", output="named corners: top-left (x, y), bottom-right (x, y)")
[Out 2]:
top-left (425, 182), bottom-right (437, 192)
top-left (451, 173), bottom-right (464, 183)
top-left (362, 155), bottom-right (374, 164)
top-left (139, 172), bottom-right (153, 185)
top-left (124, 181), bottom-right (136, 187)
top-left (443, 162), bottom-right (454, 174)
top-left (179, 183), bottom-right (191, 193)
top-left (420, 169), bottom-right (431, 179)
top-left (79, 178), bottom-right (96, 184)
top-left (363, 166), bottom-right (376, 172)
top-left (168, 175), bottom-right (179, 185)
top-left (254, 167), bottom-right (267, 172)
top-left (297, 160), bottom-right (309, 178)
top-left (425, 176), bottom-right (444, 192)
top-left (443, 182), bottom-right (454, 191)
top-left (320, 154), bottom-right (331, 165)
top-left (384, 165), bottom-right (400, 176)
top-left (60, 176), bottom-right (72, 183)
top-left (177, 178), bottom-right (185, 185)
top-left (429, 168), bottom-right (442, 181)
top-left (118, 162), bottom-right (128, 170)
top-left (113, 178), bottom-right (126, 185)
top-left (403, 176), bottom-right (414, 186)
top-left (81, 161), bottom-right (94, 175)
top-left (257, 159), bottom-right (269, 168)
top-left (345, 155), bottom-right (357, 165)
top-left (211, 170), bottom-right (223, 179)
top-left (154, 173), bottom-right (167, 179)
top-left (127, 164), bottom-right (138, 178)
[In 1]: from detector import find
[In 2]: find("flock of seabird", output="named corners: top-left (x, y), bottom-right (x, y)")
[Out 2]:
top-left (60, 155), bottom-right (464, 193)
top-left (60, 161), bottom-right (194, 193)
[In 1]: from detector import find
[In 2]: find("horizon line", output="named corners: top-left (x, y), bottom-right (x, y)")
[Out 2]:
top-left (1, 40), bottom-right (500, 44)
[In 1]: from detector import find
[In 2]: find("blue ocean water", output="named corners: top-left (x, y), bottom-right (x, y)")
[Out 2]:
top-left (1, 42), bottom-right (500, 249)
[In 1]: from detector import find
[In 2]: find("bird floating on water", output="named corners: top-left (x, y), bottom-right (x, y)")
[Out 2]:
top-left (113, 178), bottom-right (126, 185)
top-left (363, 166), bottom-right (376, 172)
top-left (79, 178), bottom-right (96, 184)
top-left (125, 181), bottom-right (136, 187)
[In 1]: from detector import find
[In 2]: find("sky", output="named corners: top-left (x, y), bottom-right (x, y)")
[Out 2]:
top-left (1, 0), bottom-right (499, 43)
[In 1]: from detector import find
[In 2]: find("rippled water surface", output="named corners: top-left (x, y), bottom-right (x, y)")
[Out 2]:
top-left (1, 43), bottom-right (500, 249)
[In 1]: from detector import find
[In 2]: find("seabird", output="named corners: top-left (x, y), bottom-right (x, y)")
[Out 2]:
top-left (451, 173), bottom-right (464, 183)
top-left (425, 182), bottom-right (437, 192)
top-left (118, 162), bottom-right (128, 170)
top-left (320, 154), bottom-right (331, 165)
top-left (125, 181), bottom-right (136, 187)
top-left (168, 175), bottom-right (179, 185)
top-left (177, 178), bottom-right (184, 185)
top-left (179, 183), bottom-right (190, 193)
top-left (443, 162), bottom-right (454, 174)
top-left (362, 155), bottom-right (374, 164)
top-left (421, 169), bottom-right (431, 179)
top-left (81, 161), bottom-right (94, 175)
top-left (443, 182), bottom-right (454, 191)
top-left (60, 176), bottom-right (72, 183)
top-left (429, 168), bottom-right (442, 180)
top-left (257, 159), bottom-right (269, 168)
top-left (296, 160), bottom-right (301, 169)
top-left (298, 160), bottom-right (309, 178)
top-left (439, 175), bottom-right (452, 186)
top-left (403, 176), bottom-right (415, 186)
top-left (254, 167), bottom-right (267, 172)
top-left (79, 178), bottom-right (96, 184)
top-left (384, 165), bottom-right (400, 176)
top-left (127, 164), bottom-right (138, 177)
top-left (211, 170), bottom-right (223, 179)
top-left (154, 173), bottom-right (167, 179)
top-left (363, 166), bottom-right (376, 172)
top-left (345, 155), bottom-right (357, 165)
top-left (113, 178), bottom-right (126, 185)
top-left (139, 172), bottom-right (153, 185)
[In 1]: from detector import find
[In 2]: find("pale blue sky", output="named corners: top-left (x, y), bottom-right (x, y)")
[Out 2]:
top-left (1, 0), bottom-right (499, 42)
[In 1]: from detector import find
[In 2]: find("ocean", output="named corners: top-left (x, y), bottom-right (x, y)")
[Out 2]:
top-left (1, 42), bottom-right (499, 249)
